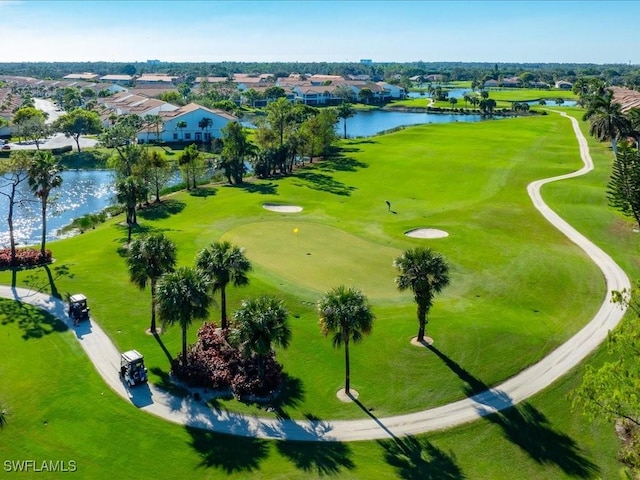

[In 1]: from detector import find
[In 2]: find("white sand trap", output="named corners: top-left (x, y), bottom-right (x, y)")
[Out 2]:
top-left (263, 203), bottom-right (303, 213)
top-left (405, 228), bottom-right (449, 239)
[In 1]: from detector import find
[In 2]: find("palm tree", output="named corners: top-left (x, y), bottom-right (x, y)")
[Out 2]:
top-left (337, 102), bottom-right (355, 139)
top-left (27, 151), bottom-right (63, 259)
top-left (230, 295), bottom-right (291, 380)
top-left (583, 89), bottom-right (632, 158)
top-left (176, 120), bottom-right (187, 142)
top-left (126, 233), bottom-right (177, 334)
top-left (317, 285), bottom-right (375, 395)
top-left (156, 267), bottom-right (212, 363)
top-left (627, 107), bottom-right (640, 148)
top-left (198, 117), bottom-right (213, 142)
top-left (394, 247), bottom-right (450, 343)
top-left (195, 241), bottom-right (252, 330)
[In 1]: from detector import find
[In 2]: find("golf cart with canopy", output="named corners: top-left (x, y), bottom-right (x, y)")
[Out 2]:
top-left (119, 350), bottom-right (148, 387)
top-left (68, 294), bottom-right (90, 325)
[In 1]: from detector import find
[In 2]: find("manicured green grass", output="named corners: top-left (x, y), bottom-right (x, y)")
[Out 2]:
top-left (393, 88), bottom-right (577, 110)
top-left (0, 109), bottom-right (632, 478)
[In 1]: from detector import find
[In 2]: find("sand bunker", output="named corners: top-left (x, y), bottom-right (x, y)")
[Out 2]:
top-left (263, 203), bottom-right (303, 213)
top-left (405, 228), bottom-right (449, 239)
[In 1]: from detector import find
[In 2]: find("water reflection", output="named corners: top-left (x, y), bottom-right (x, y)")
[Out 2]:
top-left (0, 170), bottom-right (115, 248)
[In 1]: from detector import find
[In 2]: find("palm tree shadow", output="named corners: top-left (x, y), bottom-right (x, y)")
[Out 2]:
top-left (264, 373), bottom-right (305, 420)
top-left (350, 392), bottom-right (465, 478)
top-left (292, 171), bottom-right (356, 196)
top-left (378, 436), bottom-right (465, 480)
top-left (0, 299), bottom-right (68, 339)
top-left (186, 426), bottom-right (269, 473)
top-left (427, 345), bottom-right (599, 478)
top-left (153, 331), bottom-right (174, 364)
top-left (230, 181), bottom-right (278, 195)
top-left (42, 263), bottom-right (73, 299)
top-left (189, 187), bottom-right (217, 198)
top-left (276, 438), bottom-right (355, 476)
top-left (137, 199), bottom-right (186, 221)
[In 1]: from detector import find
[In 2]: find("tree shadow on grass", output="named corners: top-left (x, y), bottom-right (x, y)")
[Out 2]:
top-left (153, 332), bottom-right (174, 364)
top-left (113, 224), bottom-right (178, 254)
top-left (292, 171), bottom-right (356, 196)
top-left (378, 436), bottom-right (465, 480)
top-left (186, 426), bottom-right (269, 474)
top-left (427, 345), bottom-right (599, 479)
top-left (227, 181), bottom-right (278, 195)
top-left (189, 187), bottom-right (217, 198)
top-left (317, 155), bottom-right (369, 173)
top-left (137, 199), bottom-right (186, 221)
top-left (0, 298), bottom-right (68, 339)
top-left (261, 373), bottom-right (305, 420)
top-left (18, 263), bottom-right (74, 300)
top-left (276, 439), bottom-right (355, 476)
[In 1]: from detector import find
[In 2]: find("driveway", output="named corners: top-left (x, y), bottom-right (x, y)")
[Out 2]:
top-left (5, 98), bottom-right (99, 151)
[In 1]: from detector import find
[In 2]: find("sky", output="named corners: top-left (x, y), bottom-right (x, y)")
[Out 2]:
top-left (0, 0), bottom-right (639, 65)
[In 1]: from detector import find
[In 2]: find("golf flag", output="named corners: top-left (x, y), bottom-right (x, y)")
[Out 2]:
top-left (293, 228), bottom-right (299, 234)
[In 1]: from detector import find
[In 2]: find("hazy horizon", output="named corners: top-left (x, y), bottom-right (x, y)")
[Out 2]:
top-left (1, 0), bottom-right (639, 65)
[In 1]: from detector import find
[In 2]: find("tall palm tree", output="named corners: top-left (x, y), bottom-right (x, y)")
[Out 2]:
top-left (195, 241), bottom-right (252, 330)
top-left (583, 89), bottom-right (632, 158)
top-left (126, 233), bottom-right (177, 334)
top-left (394, 247), bottom-right (450, 343)
top-left (156, 267), bottom-right (212, 363)
top-left (317, 286), bottom-right (375, 395)
top-left (27, 151), bottom-right (63, 259)
top-left (230, 295), bottom-right (291, 380)
top-left (337, 102), bottom-right (355, 139)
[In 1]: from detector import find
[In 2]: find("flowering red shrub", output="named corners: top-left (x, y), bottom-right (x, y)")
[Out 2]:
top-left (172, 322), bottom-right (283, 399)
top-left (0, 248), bottom-right (52, 267)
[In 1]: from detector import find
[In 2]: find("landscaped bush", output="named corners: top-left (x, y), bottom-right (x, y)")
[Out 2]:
top-left (51, 145), bottom-right (73, 155)
top-left (0, 247), bottom-right (51, 267)
top-left (172, 322), bottom-right (284, 399)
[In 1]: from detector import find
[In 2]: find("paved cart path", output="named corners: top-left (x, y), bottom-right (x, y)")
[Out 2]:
top-left (0, 112), bottom-right (630, 441)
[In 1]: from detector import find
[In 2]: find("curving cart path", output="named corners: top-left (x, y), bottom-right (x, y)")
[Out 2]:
top-left (0, 112), bottom-right (630, 442)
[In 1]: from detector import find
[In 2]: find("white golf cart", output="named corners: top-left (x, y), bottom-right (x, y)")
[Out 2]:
top-left (68, 294), bottom-right (90, 325)
top-left (119, 350), bottom-right (148, 387)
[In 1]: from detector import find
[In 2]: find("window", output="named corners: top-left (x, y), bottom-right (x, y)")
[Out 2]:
top-left (173, 133), bottom-right (178, 140)
top-left (185, 133), bottom-right (191, 140)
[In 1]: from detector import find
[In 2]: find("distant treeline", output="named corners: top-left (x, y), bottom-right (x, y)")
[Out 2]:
top-left (1, 61), bottom-right (639, 88)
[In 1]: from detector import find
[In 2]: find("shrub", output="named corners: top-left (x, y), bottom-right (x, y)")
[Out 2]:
top-left (0, 247), bottom-right (52, 267)
top-left (51, 145), bottom-right (73, 155)
top-left (172, 322), bottom-right (284, 399)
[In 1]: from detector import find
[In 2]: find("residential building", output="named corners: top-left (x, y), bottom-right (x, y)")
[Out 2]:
top-left (140, 103), bottom-right (237, 144)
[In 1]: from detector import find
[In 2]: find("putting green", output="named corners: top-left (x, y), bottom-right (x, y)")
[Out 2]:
top-left (223, 221), bottom-right (404, 301)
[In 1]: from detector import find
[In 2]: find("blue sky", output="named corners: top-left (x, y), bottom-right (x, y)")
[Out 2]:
top-left (1, 0), bottom-right (638, 64)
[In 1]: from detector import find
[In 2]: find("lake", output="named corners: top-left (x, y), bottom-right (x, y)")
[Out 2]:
top-left (0, 170), bottom-right (115, 248)
top-left (340, 109), bottom-right (494, 138)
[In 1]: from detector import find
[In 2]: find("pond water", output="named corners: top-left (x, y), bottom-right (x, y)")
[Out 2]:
top-left (339, 109), bottom-right (495, 138)
top-left (408, 88), bottom-right (471, 99)
top-left (0, 170), bottom-right (115, 248)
